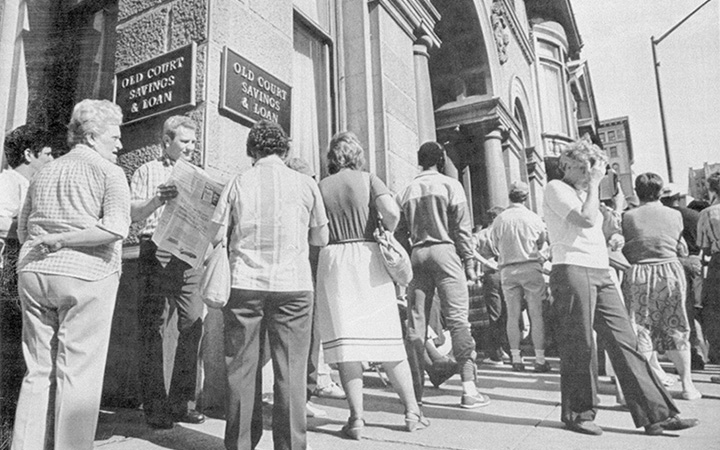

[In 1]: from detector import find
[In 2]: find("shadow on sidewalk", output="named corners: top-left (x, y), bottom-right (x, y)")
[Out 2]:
top-left (95, 408), bottom-right (224, 450)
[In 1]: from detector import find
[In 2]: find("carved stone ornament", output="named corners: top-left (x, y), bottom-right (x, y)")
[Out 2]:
top-left (491, 0), bottom-right (510, 64)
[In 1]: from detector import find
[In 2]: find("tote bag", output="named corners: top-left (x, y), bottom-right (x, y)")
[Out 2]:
top-left (199, 242), bottom-right (231, 309)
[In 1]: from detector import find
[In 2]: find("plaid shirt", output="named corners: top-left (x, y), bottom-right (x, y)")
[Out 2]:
top-left (130, 158), bottom-right (174, 237)
top-left (212, 155), bottom-right (328, 292)
top-left (17, 145), bottom-right (131, 280)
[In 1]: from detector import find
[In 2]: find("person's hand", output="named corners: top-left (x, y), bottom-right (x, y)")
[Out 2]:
top-left (608, 233), bottom-right (624, 251)
top-left (156, 184), bottom-right (179, 204)
top-left (464, 258), bottom-right (478, 283)
top-left (588, 158), bottom-right (606, 186)
top-left (28, 233), bottom-right (65, 254)
top-left (682, 255), bottom-right (703, 277)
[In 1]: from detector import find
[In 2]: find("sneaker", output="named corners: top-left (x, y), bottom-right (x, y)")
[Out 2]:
top-left (566, 420), bottom-right (603, 436)
top-left (484, 357), bottom-right (504, 366)
top-left (645, 416), bottom-right (699, 435)
top-left (460, 392), bottom-right (491, 409)
top-left (306, 401), bottom-right (328, 418)
top-left (533, 361), bottom-right (551, 373)
top-left (662, 374), bottom-right (677, 387)
top-left (512, 362), bottom-right (525, 372)
top-left (314, 382), bottom-right (346, 400)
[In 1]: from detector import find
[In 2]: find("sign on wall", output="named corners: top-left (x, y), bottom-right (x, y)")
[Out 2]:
top-left (114, 43), bottom-right (196, 125)
top-left (220, 46), bottom-right (292, 134)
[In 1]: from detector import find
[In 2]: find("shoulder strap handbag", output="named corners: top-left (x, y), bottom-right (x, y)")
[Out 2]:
top-left (368, 173), bottom-right (413, 286)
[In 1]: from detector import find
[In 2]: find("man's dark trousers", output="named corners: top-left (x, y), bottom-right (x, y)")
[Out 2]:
top-left (224, 289), bottom-right (312, 450)
top-left (550, 265), bottom-right (678, 427)
top-left (138, 239), bottom-right (203, 416)
top-left (481, 269), bottom-right (506, 358)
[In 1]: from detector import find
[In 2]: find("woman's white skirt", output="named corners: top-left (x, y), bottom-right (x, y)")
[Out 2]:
top-left (316, 241), bottom-right (407, 363)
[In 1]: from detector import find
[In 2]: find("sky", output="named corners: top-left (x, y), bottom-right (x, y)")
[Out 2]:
top-left (572, 0), bottom-right (720, 192)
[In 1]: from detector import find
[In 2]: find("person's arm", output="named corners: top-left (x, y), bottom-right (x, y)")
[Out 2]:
top-left (28, 226), bottom-right (122, 253)
top-left (376, 194), bottom-right (400, 232)
top-left (130, 184), bottom-right (178, 222)
top-left (309, 224), bottom-right (329, 247)
top-left (308, 181), bottom-right (329, 247)
top-left (565, 160), bottom-right (605, 228)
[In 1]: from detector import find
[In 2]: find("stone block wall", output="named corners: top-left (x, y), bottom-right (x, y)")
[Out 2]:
top-left (370, 5), bottom-right (421, 194)
top-left (204, 0), bottom-right (293, 182)
top-left (115, 0), bottom-right (208, 176)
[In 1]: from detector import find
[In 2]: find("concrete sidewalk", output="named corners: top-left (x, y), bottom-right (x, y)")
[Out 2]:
top-left (94, 359), bottom-right (720, 450)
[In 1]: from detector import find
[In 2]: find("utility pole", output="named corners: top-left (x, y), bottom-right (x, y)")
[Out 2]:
top-left (651, 0), bottom-right (715, 183)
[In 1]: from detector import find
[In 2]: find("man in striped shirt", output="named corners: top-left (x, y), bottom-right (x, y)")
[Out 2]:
top-left (212, 120), bottom-right (328, 450)
top-left (396, 141), bottom-right (490, 409)
top-left (130, 115), bottom-right (205, 429)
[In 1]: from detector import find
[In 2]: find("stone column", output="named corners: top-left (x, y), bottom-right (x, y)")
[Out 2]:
top-left (484, 127), bottom-right (508, 207)
top-left (413, 34), bottom-right (458, 179)
top-left (414, 35), bottom-right (435, 144)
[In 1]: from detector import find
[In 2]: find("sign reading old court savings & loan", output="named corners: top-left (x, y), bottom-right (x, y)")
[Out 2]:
top-left (220, 46), bottom-right (292, 133)
top-left (114, 43), bottom-right (196, 125)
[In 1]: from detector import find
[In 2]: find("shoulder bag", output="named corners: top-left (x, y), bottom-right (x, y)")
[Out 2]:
top-left (199, 241), bottom-right (231, 309)
top-left (368, 171), bottom-right (413, 286)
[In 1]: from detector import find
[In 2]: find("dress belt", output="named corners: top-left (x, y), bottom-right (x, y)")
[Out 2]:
top-left (327, 238), bottom-right (375, 246)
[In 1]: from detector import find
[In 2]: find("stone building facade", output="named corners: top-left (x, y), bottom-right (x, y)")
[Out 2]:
top-left (2, 0), bottom-right (601, 407)
top-left (599, 116), bottom-right (634, 202)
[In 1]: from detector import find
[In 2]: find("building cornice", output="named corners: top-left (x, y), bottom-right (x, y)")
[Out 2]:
top-left (435, 96), bottom-right (520, 138)
top-left (370, 0), bottom-right (441, 48)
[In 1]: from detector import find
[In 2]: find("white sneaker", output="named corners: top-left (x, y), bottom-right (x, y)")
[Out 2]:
top-left (313, 382), bottom-right (346, 399)
top-left (306, 401), bottom-right (328, 418)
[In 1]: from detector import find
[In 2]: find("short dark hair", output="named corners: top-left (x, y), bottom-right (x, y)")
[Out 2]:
top-left (4, 125), bottom-right (53, 168)
top-left (634, 172), bottom-right (664, 202)
top-left (708, 171), bottom-right (720, 195)
top-left (417, 141), bottom-right (445, 170)
top-left (484, 206), bottom-right (505, 226)
top-left (509, 190), bottom-right (529, 203)
top-left (246, 120), bottom-right (289, 160)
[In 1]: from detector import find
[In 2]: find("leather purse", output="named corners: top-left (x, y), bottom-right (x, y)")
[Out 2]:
top-left (373, 217), bottom-right (413, 286)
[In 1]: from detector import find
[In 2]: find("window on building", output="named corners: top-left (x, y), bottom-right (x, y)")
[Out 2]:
top-left (293, 0), bottom-right (330, 31)
top-left (537, 39), bottom-right (569, 135)
top-left (599, 132), bottom-right (605, 143)
top-left (616, 129), bottom-right (624, 140)
top-left (292, 6), bottom-right (335, 178)
top-left (72, 3), bottom-right (118, 102)
top-left (608, 130), bottom-right (616, 141)
top-left (609, 146), bottom-right (618, 158)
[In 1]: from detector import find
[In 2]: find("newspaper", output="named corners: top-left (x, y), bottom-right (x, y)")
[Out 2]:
top-left (152, 159), bottom-right (225, 268)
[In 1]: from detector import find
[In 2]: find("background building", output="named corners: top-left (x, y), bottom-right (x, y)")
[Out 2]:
top-left (3, 0), bottom-right (602, 408)
top-left (599, 116), bottom-right (634, 202)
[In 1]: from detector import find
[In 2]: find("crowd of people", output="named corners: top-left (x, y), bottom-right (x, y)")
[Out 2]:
top-left (2, 98), bottom-right (719, 449)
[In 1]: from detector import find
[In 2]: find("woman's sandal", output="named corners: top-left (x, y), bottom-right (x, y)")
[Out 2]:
top-left (405, 411), bottom-right (430, 432)
top-left (341, 417), bottom-right (365, 440)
